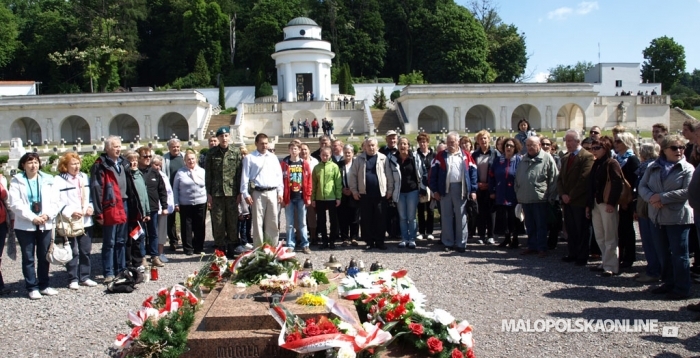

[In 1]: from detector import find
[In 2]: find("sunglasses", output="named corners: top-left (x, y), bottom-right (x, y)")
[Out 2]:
top-left (505, 144), bottom-right (515, 148)
top-left (667, 145), bottom-right (683, 151)
top-left (590, 131), bottom-right (600, 135)
top-left (141, 155), bottom-right (152, 158)
top-left (591, 146), bottom-right (603, 151)
top-left (542, 143), bottom-right (551, 147)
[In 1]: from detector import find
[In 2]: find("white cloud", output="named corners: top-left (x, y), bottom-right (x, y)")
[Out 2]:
top-left (547, 7), bottom-right (573, 20)
top-left (576, 1), bottom-right (599, 14)
top-left (534, 72), bottom-right (549, 83)
top-left (547, 1), bottom-right (599, 20)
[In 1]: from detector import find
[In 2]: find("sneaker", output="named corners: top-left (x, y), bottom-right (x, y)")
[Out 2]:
top-left (286, 247), bottom-right (295, 253)
top-left (28, 290), bottom-right (42, 300)
top-left (234, 245), bottom-right (246, 254)
top-left (159, 254), bottom-right (169, 263)
top-left (408, 242), bottom-right (416, 249)
top-left (476, 239), bottom-right (484, 245)
top-left (80, 279), bottom-right (98, 287)
top-left (39, 287), bottom-right (58, 296)
top-left (152, 256), bottom-right (165, 267)
top-left (427, 235), bottom-right (435, 240)
top-left (416, 234), bottom-right (424, 240)
top-left (69, 282), bottom-right (79, 290)
top-left (303, 246), bottom-right (311, 254)
top-left (244, 243), bottom-right (254, 250)
top-left (103, 276), bottom-right (115, 284)
top-left (486, 238), bottom-right (496, 245)
top-left (398, 241), bottom-right (407, 248)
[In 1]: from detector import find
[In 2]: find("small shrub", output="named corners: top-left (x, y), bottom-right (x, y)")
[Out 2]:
top-left (48, 154), bottom-right (59, 165)
top-left (672, 99), bottom-right (684, 108)
top-left (390, 90), bottom-right (401, 102)
top-left (80, 154), bottom-right (99, 174)
top-left (0, 155), bottom-right (9, 165)
top-left (154, 149), bottom-right (164, 156)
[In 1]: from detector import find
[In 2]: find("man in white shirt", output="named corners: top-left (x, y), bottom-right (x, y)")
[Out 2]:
top-left (241, 133), bottom-right (284, 246)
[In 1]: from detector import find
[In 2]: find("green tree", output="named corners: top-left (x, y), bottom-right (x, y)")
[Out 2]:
top-left (0, 5), bottom-right (19, 69)
top-left (344, 63), bottom-right (355, 95)
top-left (398, 70), bottom-right (426, 85)
top-left (413, 2), bottom-right (494, 83)
top-left (641, 36), bottom-right (686, 93)
top-left (219, 79), bottom-right (226, 109)
top-left (372, 87), bottom-right (386, 109)
top-left (257, 82), bottom-right (273, 97)
top-left (546, 61), bottom-right (594, 83)
top-left (338, 63), bottom-right (348, 94)
top-left (344, 0), bottom-right (386, 77)
top-left (192, 51), bottom-right (211, 87)
top-left (470, 0), bottom-right (527, 82)
top-left (183, 0), bottom-right (229, 81)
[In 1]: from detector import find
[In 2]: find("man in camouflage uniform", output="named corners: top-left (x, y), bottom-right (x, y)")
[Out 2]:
top-left (205, 126), bottom-right (243, 258)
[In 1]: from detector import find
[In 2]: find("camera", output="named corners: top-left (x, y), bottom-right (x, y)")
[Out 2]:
top-left (31, 201), bottom-right (42, 214)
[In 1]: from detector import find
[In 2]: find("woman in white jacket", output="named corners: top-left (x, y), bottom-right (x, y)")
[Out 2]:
top-left (9, 153), bottom-right (60, 300)
top-left (152, 155), bottom-right (175, 262)
top-left (55, 153), bottom-right (97, 289)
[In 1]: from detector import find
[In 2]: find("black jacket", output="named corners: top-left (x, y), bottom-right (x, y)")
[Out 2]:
top-left (139, 166), bottom-right (168, 213)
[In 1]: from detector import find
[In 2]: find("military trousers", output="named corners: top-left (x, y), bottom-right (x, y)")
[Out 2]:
top-left (210, 196), bottom-right (239, 247)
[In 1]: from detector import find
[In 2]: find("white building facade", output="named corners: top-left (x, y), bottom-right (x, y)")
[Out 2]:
top-left (271, 17), bottom-right (335, 102)
top-left (584, 63), bottom-right (661, 96)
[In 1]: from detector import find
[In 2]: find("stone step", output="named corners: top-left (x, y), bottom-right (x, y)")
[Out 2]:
top-left (670, 107), bottom-right (696, 132)
top-left (373, 109), bottom-right (402, 135)
top-left (206, 114), bottom-right (235, 137)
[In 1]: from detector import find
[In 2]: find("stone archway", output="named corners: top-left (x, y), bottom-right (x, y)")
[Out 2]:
top-left (417, 106), bottom-right (449, 133)
top-left (464, 105), bottom-right (496, 133)
top-left (556, 103), bottom-right (585, 130)
top-left (11, 117), bottom-right (42, 144)
top-left (60, 115), bottom-right (91, 144)
top-left (511, 104), bottom-right (542, 131)
top-left (109, 114), bottom-right (140, 142)
top-left (158, 112), bottom-right (189, 140)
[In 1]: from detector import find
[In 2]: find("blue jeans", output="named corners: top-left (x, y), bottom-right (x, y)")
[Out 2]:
top-left (397, 190), bottom-right (419, 243)
top-left (285, 198), bottom-right (308, 249)
top-left (101, 200), bottom-right (128, 277)
top-left (145, 211), bottom-right (159, 257)
top-left (654, 224), bottom-right (691, 296)
top-left (522, 202), bottom-right (549, 252)
top-left (16, 229), bottom-right (52, 291)
top-left (638, 217), bottom-right (661, 277)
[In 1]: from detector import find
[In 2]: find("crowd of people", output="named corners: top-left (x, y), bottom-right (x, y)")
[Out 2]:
top-left (289, 118), bottom-right (335, 138)
top-left (3, 120), bottom-right (700, 313)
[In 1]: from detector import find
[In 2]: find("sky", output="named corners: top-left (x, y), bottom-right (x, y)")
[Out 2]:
top-left (455, 0), bottom-right (700, 82)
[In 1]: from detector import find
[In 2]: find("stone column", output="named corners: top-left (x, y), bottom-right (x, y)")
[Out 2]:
top-left (285, 62), bottom-right (294, 102)
top-left (95, 117), bottom-right (102, 142)
top-left (500, 106), bottom-right (508, 130)
top-left (144, 115), bottom-right (152, 139)
top-left (453, 107), bottom-right (461, 131)
top-left (46, 118), bottom-right (53, 142)
top-left (545, 106), bottom-right (553, 130)
top-left (316, 62), bottom-right (323, 101)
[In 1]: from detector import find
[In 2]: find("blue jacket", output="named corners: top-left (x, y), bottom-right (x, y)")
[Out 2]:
top-left (428, 149), bottom-right (477, 198)
top-left (489, 154), bottom-right (521, 206)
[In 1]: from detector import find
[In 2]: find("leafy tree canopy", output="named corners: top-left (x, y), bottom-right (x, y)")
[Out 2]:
top-left (546, 61), bottom-right (594, 83)
top-left (641, 36), bottom-right (686, 94)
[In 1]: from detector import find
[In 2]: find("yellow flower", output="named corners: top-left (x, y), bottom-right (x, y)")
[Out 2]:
top-left (296, 293), bottom-right (326, 306)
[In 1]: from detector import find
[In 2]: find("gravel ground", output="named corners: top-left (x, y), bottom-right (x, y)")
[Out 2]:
top-left (1, 215), bottom-right (699, 358)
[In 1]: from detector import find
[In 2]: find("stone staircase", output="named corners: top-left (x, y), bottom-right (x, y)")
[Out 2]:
top-left (372, 109), bottom-right (403, 135)
top-left (271, 137), bottom-right (321, 157)
top-left (669, 107), bottom-right (697, 132)
top-left (205, 114), bottom-right (235, 137)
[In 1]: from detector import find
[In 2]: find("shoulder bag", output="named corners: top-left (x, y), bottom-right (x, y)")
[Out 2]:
top-left (46, 230), bottom-right (73, 265)
top-left (603, 161), bottom-right (633, 209)
top-left (56, 205), bottom-right (86, 238)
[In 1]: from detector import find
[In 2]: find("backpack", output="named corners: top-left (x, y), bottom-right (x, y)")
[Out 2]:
top-left (107, 268), bottom-right (142, 294)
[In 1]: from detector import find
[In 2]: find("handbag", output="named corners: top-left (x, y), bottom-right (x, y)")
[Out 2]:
top-left (603, 161), bottom-right (633, 209)
top-left (419, 187), bottom-right (431, 203)
top-left (56, 205), bottom-right (85, 238)
top-left (46, 233), bottom-right (73, 265)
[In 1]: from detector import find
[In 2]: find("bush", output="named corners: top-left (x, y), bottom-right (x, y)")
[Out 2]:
top-left (256, 82), bottom-right (273, 97)
top-left (80, 154), bottom-right (99, 174)
top-left (218, 80), bottom-right (226, 110)
top-left (220, 107), bottom-right (236, 115)
top-left (672, 99), bottom-right (685, 108)
top-left (0, 155), bottom-right (8, 165)
top-left (390, 90), bottom-right (401, 102)
top-left (154, 149), bottom-right (164, 156)
top-left (48, 154), bottom-right (59, 165)
top-left (199, 148), bottom-right (209, 157)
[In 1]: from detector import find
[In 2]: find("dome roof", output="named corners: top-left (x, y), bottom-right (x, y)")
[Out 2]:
top-left (286, 17), bottom-right (318, 26)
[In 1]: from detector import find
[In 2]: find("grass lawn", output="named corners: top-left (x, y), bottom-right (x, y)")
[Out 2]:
top-left (686, 110), bottom-right (700, 120)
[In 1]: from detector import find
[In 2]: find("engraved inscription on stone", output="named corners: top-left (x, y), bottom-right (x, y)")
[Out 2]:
top-left (216, 344), bottom-right (260, 358)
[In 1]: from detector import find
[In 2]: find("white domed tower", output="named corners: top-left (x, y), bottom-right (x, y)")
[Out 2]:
top-left (272, 17), bottom-right (335, 102)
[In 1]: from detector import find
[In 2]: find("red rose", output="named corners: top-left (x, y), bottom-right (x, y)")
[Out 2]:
top-left (391, 295), bottom-right (400, 304)
top-left (400, 294), bottom-right (411, 304)
top-left (318, 321), bottom-right (338, 334)
top-left (214, 249), bottom-right (226, 257)
top-left (305, 318), bottom-right (316, 326)
top-left (427, 337), bottom-right (443, 355)
top-left (408, 323), bottom-right (424, 336)
top-left (391, 269), bottom-right (408, 278)
top-left (285, 331), bottom-right (302, 343)
top-left (451, 348), bottom-right (464, 358)
top-left (378, 298), bottom-right (387, 308)
top-left (466, 348), bottom-right (475, 358)
top-left (385, 310), bottom-right (396, 321)
top-left (188, 296), bottom-right (198, 306)
top-left (394, 304), bottom-right (407, 317)
top-left (303, 324), bottom-right (322, 337)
